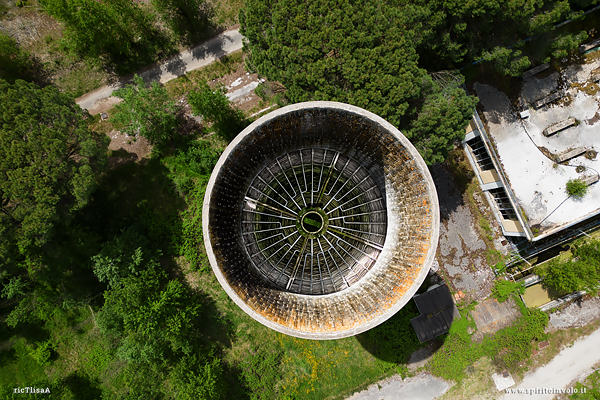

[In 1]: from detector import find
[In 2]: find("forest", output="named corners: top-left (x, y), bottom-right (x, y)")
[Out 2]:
top-left (1, 0), bottom-right (600, 398)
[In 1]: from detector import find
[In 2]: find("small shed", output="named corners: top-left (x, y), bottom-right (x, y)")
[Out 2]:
top-left (410, 284), bottom-right (460, 343)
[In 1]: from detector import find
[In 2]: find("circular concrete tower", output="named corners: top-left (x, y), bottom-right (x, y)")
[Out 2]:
top-left (203, 101), bottom-right (439, 339)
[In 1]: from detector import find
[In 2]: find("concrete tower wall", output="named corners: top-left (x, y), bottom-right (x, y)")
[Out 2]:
top-left (203, 102), bottom-right (439, 339)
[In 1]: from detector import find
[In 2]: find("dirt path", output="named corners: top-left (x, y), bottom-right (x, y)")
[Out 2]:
top-left (76, 28), bottom-right (243, 114)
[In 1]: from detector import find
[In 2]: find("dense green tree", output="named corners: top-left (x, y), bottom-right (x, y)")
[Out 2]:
top-left (481, 47), bottom-right (532, 77)
top-left (408, 0), bottom-right (580, 70)
top-left (91, 225), bottom-right (152, 289)
top-left (404, 73), bottom-right (479, 163)
top-left (96, 252), bottom-right (201, 357)
top-left (169, 354), bottom-right (226, 400)
top-left (112, 75), bottom-right (180, 153)
top-left (552, 30), bottom-right (589, 58)
top-left (0, 79), bottom-right (107, 259)
top-left (240, 0), bottom-right (477, 163)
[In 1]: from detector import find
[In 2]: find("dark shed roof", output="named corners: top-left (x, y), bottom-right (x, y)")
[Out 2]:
top-left (410, 284), bottom-right (460, 343)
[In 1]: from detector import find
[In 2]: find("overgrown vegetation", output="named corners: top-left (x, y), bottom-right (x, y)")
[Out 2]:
top-left (428, 299), bottom-right (548, 381)
top-left (0, 67), bottom-right (427, 399)
top-left (112, 75), bottom-right (181, 154)
top-left (188, 81), bottom-right (249, 141)
top-left (0, 0), bottom-right (246, 95)
top-left (492, 279), bottom-right (526, 302)
top-left (240, 0), bottom-right (479, 165)
top-left (38, 0), bottom-right (218, 75)
top-left (538, 238), bottom-right (600, 295)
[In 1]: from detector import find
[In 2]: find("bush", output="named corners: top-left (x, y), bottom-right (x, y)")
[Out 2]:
top-left (538, 238), bottom-right (600, 295)
top-left (169, 355), bottom-right (226, 400)
top-left (488, 308), bottom-right (548, 371)
top-left (482, 47), bottom-right (531, 77)
top-left (239, 347), bottom-right (283, 400)
top-left (29, 340), bottom-right (54, 366)
top-left (428, 303), bottom-right (549, 380)
top-left (188, 82), bottom-right (249, 141)
top-left (179, 181), bottom-right (209, 271)
top-left (164, 140), bottom-right (220, 195)
top-left (164, 143), bottom-right (216, 270)
top-left (552, 31), bottom-right (589, 58)
top-left (566, 178), bottom-right (588, 199)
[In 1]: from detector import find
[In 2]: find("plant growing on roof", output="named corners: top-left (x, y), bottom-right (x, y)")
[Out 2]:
top-left (565, 178), bottom-right (588, 199)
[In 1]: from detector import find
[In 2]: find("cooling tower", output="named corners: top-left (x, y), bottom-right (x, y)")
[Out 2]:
top-left (203, 102), bottom-right (439, 339)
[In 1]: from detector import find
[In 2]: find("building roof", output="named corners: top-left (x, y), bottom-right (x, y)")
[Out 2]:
top-left (472, 53), bottom-right (600, 241)
top-left (411, 284), bottom-right (460, 343)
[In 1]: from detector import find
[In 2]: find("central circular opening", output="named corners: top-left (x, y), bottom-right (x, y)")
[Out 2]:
top-left (301, 211), bottom-right (324, 233)
top-left (241, 148), bottom-right (388, 295)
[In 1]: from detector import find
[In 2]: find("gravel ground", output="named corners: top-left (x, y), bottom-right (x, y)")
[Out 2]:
top-left (430, 165), bottom-right (496, 300)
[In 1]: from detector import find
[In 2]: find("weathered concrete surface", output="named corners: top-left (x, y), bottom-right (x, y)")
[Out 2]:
top-left (204, 102), bottom-right (440, 339)
top-left (499, 326), bottom-right (600, 400)
top-left (548, 296), bottom-right (600, 330)
top-left (521, 72), bottom-right (559, 105)
top-left (431, 165), bottom-right (497, 300)
top-left (346, 372), bottom-right (450, 400)
top-left (471, 298), bottom-right (520, 342)
top-left (492, 372), bottom-right (516, 391)
top-left (76, 28), bottom-right (243, 113)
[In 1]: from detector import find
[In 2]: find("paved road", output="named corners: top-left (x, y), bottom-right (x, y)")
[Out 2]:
top-left (76, 28), bottom-right (243, 114)
top-left (500, 326), bottom-right (600, 400)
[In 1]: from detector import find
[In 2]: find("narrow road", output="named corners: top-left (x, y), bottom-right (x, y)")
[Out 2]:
top-left (76, 28), bottom-right (243, 114)
top-left (501, 326), bottom-right (600, 400)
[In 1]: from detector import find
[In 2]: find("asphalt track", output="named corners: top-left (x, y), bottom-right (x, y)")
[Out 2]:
top-left (75, 28), bottom-right (243, 114)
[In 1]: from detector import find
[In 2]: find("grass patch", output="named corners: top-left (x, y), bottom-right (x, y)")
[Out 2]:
top-left (479, 218), bottom-right (493, 240)
top-left (437, 357), bottom-right (497, 400)
top-left (217, 296), bottom-right (424, 400)
top-left (165, 50), bottom-right (245, 99)
top-left (210, 0), bottom-right (245, 27)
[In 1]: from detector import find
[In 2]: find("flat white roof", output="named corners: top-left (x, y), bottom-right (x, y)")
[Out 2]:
top-left (474, 53), bottom-right (600, 238)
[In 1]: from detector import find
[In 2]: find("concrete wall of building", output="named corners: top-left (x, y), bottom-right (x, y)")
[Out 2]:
top-left (202, 102), bottom-right (440, 339)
